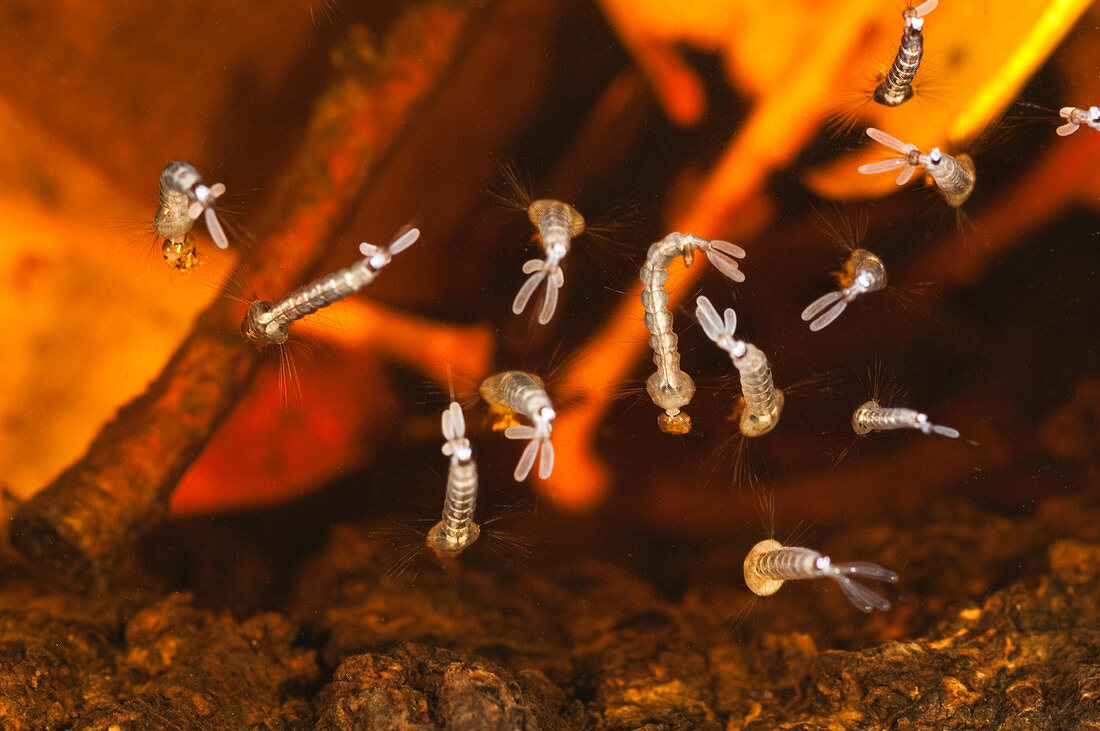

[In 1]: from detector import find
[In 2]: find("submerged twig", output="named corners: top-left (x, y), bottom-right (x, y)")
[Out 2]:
top-left (9, 6), bottom-right (475, 591)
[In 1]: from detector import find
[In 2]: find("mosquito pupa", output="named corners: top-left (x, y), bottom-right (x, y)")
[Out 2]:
top-left (695, 296), bottom-right (783, 438)
top-left (801, 249), bottom-right (887, 331)
top-left (873, 0), bottom-right (937, 107)
top-left (512, 200), bottom-right (585, 325)
top-left (858, 127), bottom-right (976, 207)
top-left (153, 161), bottom-right (229, 270)
top-left (743, 539), bottom-right (898, 612)
top-left (852, 399), bottom-right (960, 438)
top-left (479, 370), bottom-right (555, 481)
top-left (1056, 106), bottom-right (1100, 136)
top-left (425, 401), bottom-right (480, 558)
top-left (242, 228), bottom-right (420, 346)
top-left (641, 232), bottom-right (747, 434)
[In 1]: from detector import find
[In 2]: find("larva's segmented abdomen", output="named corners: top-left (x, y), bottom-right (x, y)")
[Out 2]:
top-left (926, 152), bottom-right (976, 206)
top-left (853, 402), bottom-right (918, 433)
top-left (154, 187), bottom-right (194, 243)
top-left (268, 263), bottom-right (376, 326)
top-left (504, 375), bottom-right (552, 422)
top-left (737, 346), bottom-right (780, 421)
top-left (875, 28), bottom-right (923, 106)
top-left (538, 204), bottom-right (574, 256)
top-left (754, 547), bottom-right (821, 581)
top-left (441, 461), bottom-right (478, 545)
top-left (640, 235), bottom-right (702, 433)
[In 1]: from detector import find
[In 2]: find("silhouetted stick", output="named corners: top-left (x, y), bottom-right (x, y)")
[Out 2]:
top-left (9, 4), bottom-right (475, 591)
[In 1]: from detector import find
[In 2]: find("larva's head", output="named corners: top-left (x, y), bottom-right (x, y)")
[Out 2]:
top-left (847, 249), bottom-right (887, 293)
top-left (852, 400), bottom-right (880, 436)
top-left (426, 521), bottom-right (480, 559)
top-left (527, 199), bottom-right (586, 236)
top-left (242, 301), bottom-right (288, 346)
top-left (744, 539), bottom-right (786, 597)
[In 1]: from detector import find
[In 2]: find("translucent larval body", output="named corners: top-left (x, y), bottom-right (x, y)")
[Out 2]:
top-left (480, 370), bottom-right (556, 481)
top-left (801, 248), bottom-right (887, 331)
top-left (153, 161), bottom-right (229, 265)
top-left (873, 0), bottom-right (938, 106)
top-left (852, 399), bottom-right (959, 438)
top-left (242, 228), bottom-right (419, 346)
top-left (743, 539), bottom-right (898, 612)
top-left (695, 296), bottom-right (784, 437)
top-left (426, 402), bottom-right (480, 558)
top-left (859, 127), bottom-right (976, 207)
top-left (640, 232), bottom-right (747, 434)
top-left (512, 199), bottom-right (585, 325)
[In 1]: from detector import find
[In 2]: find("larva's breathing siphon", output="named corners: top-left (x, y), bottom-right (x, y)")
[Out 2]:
top-left (743, 539), bottom-right (898, 612)
top-left (640, 232), bottom-right (747, 434)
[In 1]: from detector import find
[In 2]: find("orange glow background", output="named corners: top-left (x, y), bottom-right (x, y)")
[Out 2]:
top-left (1, 0), bottom-right (1098, 524)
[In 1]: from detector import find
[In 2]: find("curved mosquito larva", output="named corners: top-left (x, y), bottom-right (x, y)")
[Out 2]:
top-left (426, 401), bottom-right (480, 558)
top-left (153, 162), bottom-right (229, 271)
top-left (479, 370), bottom-right (556, 481)
top-left (242, 228), bottom-right (420, 346)
top-left (1056, 106), bottom-right (1100, 136)
top-left (641, 232), bottom-right (747, 434)
top-left (512, 200), bottom-right (585, 325)
top-left (873, 0), bottom-right (937, 107)
top-left (852, 399), bottom-right (960, 439)
top-left (801, 249), bottom-right (887, 331)
top-left (858, 127), bottom-right (976, 207)
top-left (695, 296), bottom-right (783, 438)
top-left (743, 539), bottom-right (898, 612)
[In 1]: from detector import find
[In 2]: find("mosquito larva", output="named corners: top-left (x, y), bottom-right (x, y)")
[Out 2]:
top-left (858, 127), bottom-right (976, 207)
top-left (641, 232), bottom-right (747, 434)
top-left (425, 401), bottom-right (480, 558)
top-left (873, 0), bottom-right (938, 107)
top-left (801, 249), bottom-right (887, 331)
top-left (153, 161), bottom-right (229, 271)
top-left (242, 228), bottom-right (420, 346)
top-left (479, 370), bottom-right (556, 481)
top-left (695, 296), bottom-right (783, 438)
top-left (743, 539), bottom-right (898, 612)
top-left (512, 200), bottom-right (585, 325)
top-left (1056, 106), bottom-right (1100, 136)
top-left (852, 399), bottom-right (960, 439)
